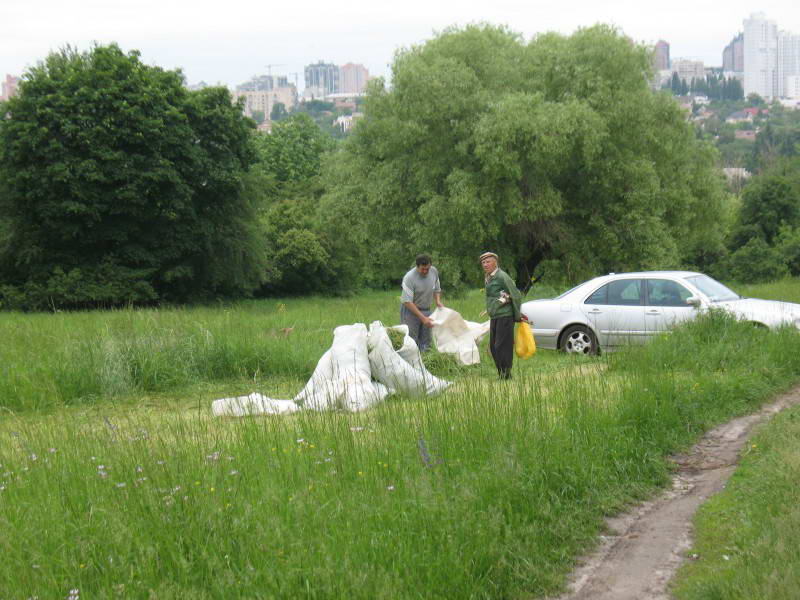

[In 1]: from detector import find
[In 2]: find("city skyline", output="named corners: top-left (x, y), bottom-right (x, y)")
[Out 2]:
top-left (2, 1), bottom-right (799, 89)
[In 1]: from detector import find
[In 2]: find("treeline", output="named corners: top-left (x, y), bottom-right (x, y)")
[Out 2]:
top-left (712, 157), bottom-right (800, 283)
top-left (666, 72), bottom-right (744, 101)
top-left (0, 26), bottom-right (770, 310)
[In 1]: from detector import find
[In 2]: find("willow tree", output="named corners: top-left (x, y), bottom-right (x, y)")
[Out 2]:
top-left (320, 24), bottom-right (729, 289)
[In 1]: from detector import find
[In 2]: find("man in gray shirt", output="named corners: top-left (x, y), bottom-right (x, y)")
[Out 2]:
top-left (400, 254), bottom-right (444, 352)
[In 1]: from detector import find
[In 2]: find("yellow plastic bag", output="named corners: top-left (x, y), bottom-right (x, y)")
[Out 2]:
top-left (514, 321), bottom-right (536, 359)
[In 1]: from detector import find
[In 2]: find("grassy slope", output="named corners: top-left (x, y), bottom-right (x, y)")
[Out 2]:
top-left (2, 282), bottom-right (800, 598)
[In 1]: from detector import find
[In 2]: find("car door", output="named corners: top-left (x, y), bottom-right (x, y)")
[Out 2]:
top-left (644, 278), bottom-right (696, 336)
top-left (581, 279), bottom-right (646, 347)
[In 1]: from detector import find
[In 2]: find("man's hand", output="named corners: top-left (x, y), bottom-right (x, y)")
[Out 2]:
top-left (423, 316), bottom-right (435, 328)
top-left (519, 314), bottom-right (529, 322)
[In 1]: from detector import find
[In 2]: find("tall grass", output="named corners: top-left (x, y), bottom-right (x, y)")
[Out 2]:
top-left (0, 292), bottom-right (470, 412)
top-left (735, 277), bottom-right (800, 303)
top-left (3, 287), bottom-right (800, 597)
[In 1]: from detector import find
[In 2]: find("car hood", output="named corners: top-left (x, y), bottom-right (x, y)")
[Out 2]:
top-left (716, 298), bottom-right (800, 326)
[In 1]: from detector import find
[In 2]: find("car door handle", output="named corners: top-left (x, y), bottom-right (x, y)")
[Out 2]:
top-left (646, 310), bottom-right (661, 315)
top-left (587, 309), bottom-right (602, 314)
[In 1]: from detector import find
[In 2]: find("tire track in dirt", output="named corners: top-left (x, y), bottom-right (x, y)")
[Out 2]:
top-left (552, 385), bottom-right (800, 600)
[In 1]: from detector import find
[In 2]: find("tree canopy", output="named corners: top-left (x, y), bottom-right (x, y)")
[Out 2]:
top-left (248, 115), bottom-right (347, 294)
top-left (0, 44), bottom-right (266, 309)
top-left (320, 24), bottom-right (730, 288)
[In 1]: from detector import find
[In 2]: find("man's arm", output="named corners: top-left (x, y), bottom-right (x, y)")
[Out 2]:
top-left (434, 292), bottom-right (443, 308)
top-left (403, 301), bottom-right (434, 327)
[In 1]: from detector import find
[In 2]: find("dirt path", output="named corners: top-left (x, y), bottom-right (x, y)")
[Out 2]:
top-left (553, 385), bottom-right (800, 600)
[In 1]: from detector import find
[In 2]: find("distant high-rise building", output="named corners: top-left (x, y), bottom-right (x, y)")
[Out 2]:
top-left (231, 87), bottom-right (298, 120)
top-left (237, 75), bottom-right (290, 92)
top-left (743, 12), bottom-right (778, 99)
top-left (671, 58), bottom-right (706, 84)
top-left (777, 30), bottom-right (800, 98)
top-left (786, 75), bottom-right (800, 100)
top-left (304, 61), bottom-right (339, 97)
top-left (743, 12), bottom-right (800, 99)
top-left (339, 63), bottom-right (370, 94)
top-left (1, 74), bottom-right (19, 101)
top-left (654, 40), bottom-right (670, 70)
top-left (722, 33), bottom-right (744, 73)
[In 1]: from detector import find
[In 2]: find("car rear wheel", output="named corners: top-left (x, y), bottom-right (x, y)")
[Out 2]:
top-left (560, 325), bottom-right (599, 355)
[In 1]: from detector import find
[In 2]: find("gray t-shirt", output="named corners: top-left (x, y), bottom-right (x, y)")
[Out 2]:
top-left (400, 266), bottom-right (441, 310)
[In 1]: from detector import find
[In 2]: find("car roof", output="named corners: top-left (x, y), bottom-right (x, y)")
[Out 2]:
top-left (574, 271), bottom-right (703, 289)
top-left (592, 270), bottom-right (700, 280)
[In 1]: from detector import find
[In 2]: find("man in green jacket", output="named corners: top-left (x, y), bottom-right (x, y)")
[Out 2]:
top-left (480, 251), bottom-right (527, 379)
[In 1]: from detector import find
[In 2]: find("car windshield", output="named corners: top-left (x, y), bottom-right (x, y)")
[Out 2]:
top-left (685, 275), bottom-right (740, 302)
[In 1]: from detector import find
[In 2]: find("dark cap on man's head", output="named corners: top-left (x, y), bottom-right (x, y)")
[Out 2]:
top-left (479, 252), bottom-right (498, 263)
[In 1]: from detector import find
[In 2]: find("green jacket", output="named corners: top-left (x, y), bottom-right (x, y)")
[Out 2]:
top-left (485, 268), bottom-right (523, 320)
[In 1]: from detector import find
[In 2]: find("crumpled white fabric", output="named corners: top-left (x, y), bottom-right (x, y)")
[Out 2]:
top-left (212, 322), bottom-right (450, 417)
top-left (367, 322), bottom-right (451, 396)
top-left (430, 307), bottom-right (490, 365)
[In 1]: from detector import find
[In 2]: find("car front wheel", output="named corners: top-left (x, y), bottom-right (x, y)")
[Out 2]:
top-left (560, 325), bottom-right (599, 355)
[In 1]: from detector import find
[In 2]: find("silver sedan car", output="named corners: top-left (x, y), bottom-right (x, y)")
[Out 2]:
top-left (520, 271), bottom-right (800, 354)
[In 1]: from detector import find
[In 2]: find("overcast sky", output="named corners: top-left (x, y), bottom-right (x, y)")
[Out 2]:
top-left (2, 1), bottom-right (798, 89)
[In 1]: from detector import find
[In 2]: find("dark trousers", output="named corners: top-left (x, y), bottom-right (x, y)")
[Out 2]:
top-left (490, 316), bottom-right (515, 379)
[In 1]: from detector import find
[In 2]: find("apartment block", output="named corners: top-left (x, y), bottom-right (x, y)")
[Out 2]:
top-left (1, 74), bottom-right (19, 101)
top-left (777, 31), bottom-right (800, 98)
top-left (653, 40), bottom-right (670, 71)
top-left (743, 13), bottom-right (778, 98)
top-left (723, 33), bottom-right (744, 73)
top-left (231, 87), bottom-right (298, 120)
top-left (671, 58), bottom-right (705, 83)
top-left (339, 63), bottom-right (370, 94)
top-left (304, 61), bottom-right (339, 98)
top-left (237, 75), bottom-right (290, 92)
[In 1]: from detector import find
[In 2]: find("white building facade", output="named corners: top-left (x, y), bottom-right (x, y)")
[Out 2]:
top-left (743, 12), bottom-right (778, 99)
top-left (777, 31), bottom-right (800, 98)
top-left (671, 58), bottom-right (706, 83)
top-left (231, 87), bottom-right (298, 119)
top-left (786, 75), bottom-right (800, 100)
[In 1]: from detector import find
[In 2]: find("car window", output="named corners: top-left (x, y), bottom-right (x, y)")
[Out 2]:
top-left (646, 279), bottom-right (693, 307)
top-left (584, 284), bottom-right (608, 305)
top-left (585, 279), bottom-right (642, 305)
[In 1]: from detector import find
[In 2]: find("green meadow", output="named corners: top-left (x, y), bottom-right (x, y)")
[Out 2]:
top-left (3, 282), bottom-right (800, 598)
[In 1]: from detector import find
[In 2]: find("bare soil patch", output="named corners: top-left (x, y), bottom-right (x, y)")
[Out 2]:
top-left (552, 385), bottom-right (800, 600)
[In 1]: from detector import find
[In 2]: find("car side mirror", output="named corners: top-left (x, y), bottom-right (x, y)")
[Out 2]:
top-left (686, 296), bottom-right (702, 308)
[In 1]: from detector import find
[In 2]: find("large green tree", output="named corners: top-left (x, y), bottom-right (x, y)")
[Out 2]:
top-left (0, 44), bottom-right (266, 309)
top-left (320, 24), bottom-right (730, 288)
top-left (730, 158), bottom-right (800, 248)
top-left (248, 114), bottom-right (348, 294)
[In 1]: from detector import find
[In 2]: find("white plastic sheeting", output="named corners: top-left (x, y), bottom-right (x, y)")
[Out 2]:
top-left (367, 323), bottom-right (450, 396)
top-left (212, 322), bottom-right (450, 417)
top-left (430, 307), bottom-right (490, 365)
